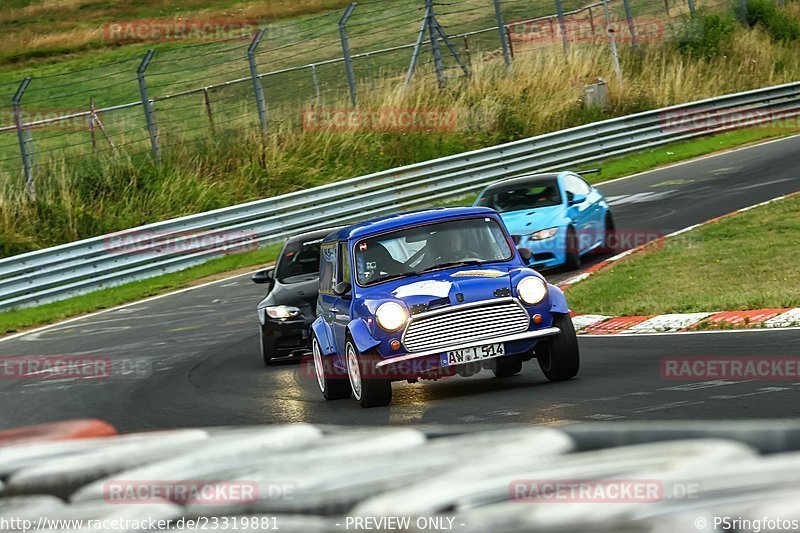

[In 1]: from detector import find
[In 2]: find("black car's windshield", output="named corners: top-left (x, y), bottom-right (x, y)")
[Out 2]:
top-left (355, 217), bottom-right (513, 286)
top-left (477, 178), bottom-right (562, 212)
top-left (275, 238), bottom-right (323, 283)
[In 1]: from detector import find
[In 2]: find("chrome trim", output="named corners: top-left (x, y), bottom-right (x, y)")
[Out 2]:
top-left (401, 297), bottom-right (530, 353)
top-left (376, 327), bottom-right (560, 368)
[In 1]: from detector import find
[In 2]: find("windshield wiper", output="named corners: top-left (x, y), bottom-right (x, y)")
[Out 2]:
top-left (416, 260), bottom-right (483, 275)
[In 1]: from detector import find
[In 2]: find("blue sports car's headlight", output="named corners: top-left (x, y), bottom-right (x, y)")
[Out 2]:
top-left (531, 227), bottom-right (558, 240)
top-left (518, 277), bottom-right (547, 305)
top-left (376, 302), bottom-right (408, 332)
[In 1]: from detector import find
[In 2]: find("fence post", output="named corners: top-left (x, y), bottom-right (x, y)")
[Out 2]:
top-left (12, 77), bottom-right (34, 200)
top-left (248, 29), bottom-right (268, 134)
top-left (555, 0), bottom-right (570, 52)
top-left (622, 0), bottom-right (638, 48)
top-left (89, 97), bottom-right (97, 153)
top-left (663, 0), bottom-right (671, 18)
top-left (427, 0), bottom-right (446, 88)
top-left (311, 64), bottom-right (322, 106)
top-left (602, 0), bottom-right (623, 82)
top-left (493, 0), bottom-right (512, 67)
top-left (688, 0), bottom-right (696, 18)
top-left (137, 50), bottom-right (160, 163)
top-left (202, 88), bottom-right (215, 133)
top-left (741, 0), bottom-right (748, 25)
top-left (404, 4), bottom-right (432, 91)
top-left (339, 3), bottom-right (358, 106)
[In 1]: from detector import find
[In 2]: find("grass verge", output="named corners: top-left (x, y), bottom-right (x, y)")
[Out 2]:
top-left (0, 243), bottom-right (281, 336)
top-left (566, 194), bottom-right (800, 316)
top-left (3, 124), bottom-right (799, 336)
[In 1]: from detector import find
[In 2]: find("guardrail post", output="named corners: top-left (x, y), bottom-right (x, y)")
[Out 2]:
top-left (248, 29), bottom-right (268, 134)
top-left (339, 3), bottom-right (358, 106)
top-left (12, 77), bottom-right (34, 200)
top-left (622, 0), bottom-right (638, 48)
top-left (137, 50), bottom-right (160, 163)
top-left (493, 0), bottom-right (512, 67)
top-left (555, 0), bottom-right (570, 52)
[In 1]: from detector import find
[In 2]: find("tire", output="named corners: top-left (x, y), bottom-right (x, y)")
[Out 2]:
top-left (565, 226), bottom-right (581, 270)
top-left (345, 338), bottom-right (392, 408)
top-left (536, 313), bottom-right (580, 381)
top-left (312, 336), bottom-right (351, 400)
top-left (493, 356), bottom-right (523, 378)
top-left (602, 212), bottom-right (616, 253)
top-left (260, 328), bottom-right (276, 366)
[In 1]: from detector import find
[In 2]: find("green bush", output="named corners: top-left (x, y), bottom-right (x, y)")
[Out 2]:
top-left (675, 11), bottom-right (738, 58)
top-left (741, 0), bottom-right (800, 41)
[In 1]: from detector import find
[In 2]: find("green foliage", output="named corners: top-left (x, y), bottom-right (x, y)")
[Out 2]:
top-left (742, 0), bottom-right (800, 41)
top-left (675, 11), bottom-right (738, 58)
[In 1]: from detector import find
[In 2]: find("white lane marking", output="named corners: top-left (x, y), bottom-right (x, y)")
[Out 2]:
top-left (764, 308), bottom-right (800, 328)
top-left (709, 387), bottom-right (791, 400)
top-left (606, 191), bottom-right (676, 206)
top-left (660, 380), bottom-right (750, 391)
top-left (735, 178), bottom-right (796, 191)
top-left (585, 414), bottom-right (625, 420)
top-left (634, 400), bottom-right (706, 413)
top-left (623, 313), bottom-right (715, 333)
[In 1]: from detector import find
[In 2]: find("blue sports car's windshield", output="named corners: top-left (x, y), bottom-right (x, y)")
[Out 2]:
top-left (355, 217), bottom-right (513, 286)
top-left (477, 178), bottom-right (562, 212)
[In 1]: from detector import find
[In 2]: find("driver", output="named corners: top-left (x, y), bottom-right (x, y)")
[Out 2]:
top-left (358, 242), bottom-right (405, 283)
top-left (421, 228), bottom-right (465, 268)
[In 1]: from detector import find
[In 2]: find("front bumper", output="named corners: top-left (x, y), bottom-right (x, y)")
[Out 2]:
top-left (374, 327), bottom-right (560, 368)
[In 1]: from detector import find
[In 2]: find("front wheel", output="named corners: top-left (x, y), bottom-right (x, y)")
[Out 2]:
top-left (565, 226), bottom-right (581, 270)
top-left (260, 328), bottom-right (276, 366)
top-left (492, 356), bottom-right (523, 378)
top-left (536, 313), bottom-right (580, 381)
top-left (346, 339), bottom-right (392, 408)
top-left (312, 336), bottom-right (351, 400)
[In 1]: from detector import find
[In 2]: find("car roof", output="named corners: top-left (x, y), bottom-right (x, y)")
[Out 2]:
top-left (325, 206), bottom-right (500, 242)
top-left (285, 226), bottom-right (344, 245)
top-left (481, 172), bottom-right (563, 191)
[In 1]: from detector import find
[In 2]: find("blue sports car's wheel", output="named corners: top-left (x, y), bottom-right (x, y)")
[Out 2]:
top-left (312, 336), bottom-right (351, 401)
top-left (602, 212), bottom-right (616, 253)
top-left (536, 313), bottom-right (580, 381)
top-left (346, 338), bottom-right (392, 408)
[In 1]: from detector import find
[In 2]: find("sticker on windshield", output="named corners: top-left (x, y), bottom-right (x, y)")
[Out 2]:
top-left (393, 280), bottom-right (452, 299)
top-left (359, 242), bottom-right (368, 252)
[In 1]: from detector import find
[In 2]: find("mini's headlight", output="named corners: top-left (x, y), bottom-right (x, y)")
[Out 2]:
top-left (265, 305), bottom-right (301, 319)
top-left (376, 302), bottom-right (408, 332)
top-left (531, 227), bottom-right (558, 240)
top-left (518, 277), bottom-right (547, 305)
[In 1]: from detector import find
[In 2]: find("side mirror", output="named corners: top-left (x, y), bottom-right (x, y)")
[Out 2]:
top-left (334, 281), bottom-right (352, 299)
top-left (569, 193), bottom-right (587, 206)
top-left (251, 268), bottom-right (274, 285)
top-left (517, 247), bottom-right (533, 262)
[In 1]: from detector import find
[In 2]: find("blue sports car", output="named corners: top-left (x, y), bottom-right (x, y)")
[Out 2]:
top-left (474, 171), bottom-right (614, 270)
top-left (309, 207), bottom-right (580, 408)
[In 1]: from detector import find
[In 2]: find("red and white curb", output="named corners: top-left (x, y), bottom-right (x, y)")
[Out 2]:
top-left (571, 308), bottom-right (800, 335)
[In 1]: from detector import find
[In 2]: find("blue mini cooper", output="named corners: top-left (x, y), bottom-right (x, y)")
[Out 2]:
top-left (310, 207), bottom-right (580, 407)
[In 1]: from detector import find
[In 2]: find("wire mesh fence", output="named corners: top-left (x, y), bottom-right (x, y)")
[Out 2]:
top-left (0, 0), bottom-right (752, 199)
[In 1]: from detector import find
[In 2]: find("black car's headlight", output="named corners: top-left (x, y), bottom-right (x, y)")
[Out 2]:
top-left (517, 277), bottom-right (548, 305)
top-left (265, 305), bottom-right (301, 319)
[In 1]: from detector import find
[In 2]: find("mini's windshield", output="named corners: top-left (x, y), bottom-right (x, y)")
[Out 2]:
top-left (275, 238), bottom-right (323, 283)
top-left (477, 178), bottom-right (562, 212)
top-left (355, 217), bottom-right (513, 286)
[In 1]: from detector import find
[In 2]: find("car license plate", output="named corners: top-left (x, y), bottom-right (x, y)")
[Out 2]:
top-left (444, 343), bottom-right (505, 366)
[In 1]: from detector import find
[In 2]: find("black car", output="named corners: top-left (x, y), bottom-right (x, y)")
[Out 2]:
top-left (252, 228), bottom-right (340, 365)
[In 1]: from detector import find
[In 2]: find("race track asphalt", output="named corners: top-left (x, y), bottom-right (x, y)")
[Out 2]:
top-left (1, 135), bottom-right (798, 432)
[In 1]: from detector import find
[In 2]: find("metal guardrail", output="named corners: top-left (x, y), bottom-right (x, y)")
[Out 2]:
top-left (1, 80), bottom-right (799, 311)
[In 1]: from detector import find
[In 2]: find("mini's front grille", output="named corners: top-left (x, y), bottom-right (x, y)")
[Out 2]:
top-left (402, 299), bottom-right (530, 353)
